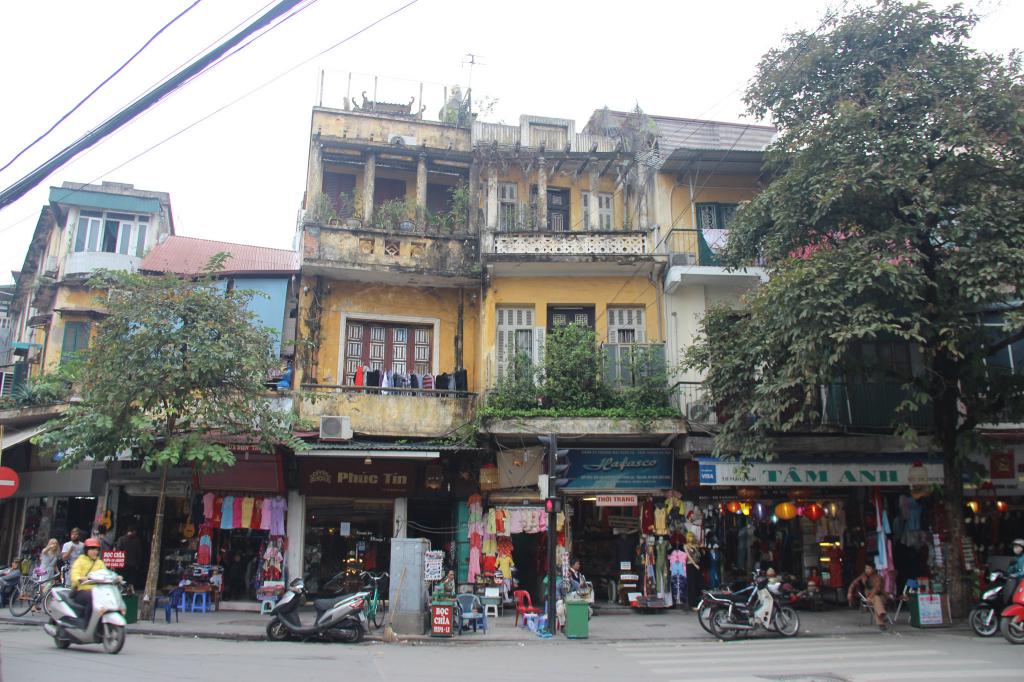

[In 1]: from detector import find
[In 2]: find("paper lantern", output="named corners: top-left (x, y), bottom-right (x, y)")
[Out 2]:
top-left (740, 503), bottom-right (752, 516)
top-left (775, 502), bottom-right (798, 520)
top-left (995, 500), bottom-right (1009, 513)
top-left (966, 500), bottom-right (980, 515)
top-left (826, 502), bottom-right (841, 518)
top-left (804, 503), bottom-right (824, 522)
top-left (752, 501), bottom-right (769, 521)
top-left (726, 501), bottom-right (742, 514)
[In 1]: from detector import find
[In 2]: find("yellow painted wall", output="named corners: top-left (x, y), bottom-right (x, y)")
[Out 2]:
top-left (654, 171), bottom-right (763, 255)
top-left (299, 279), bottom-right (480, 391)
top-left (40, 286), bottom-right (104, 371)
top-left (312, 109), bottom-right (471, 152)
top-left (478, 275), bottom-right (661, 388)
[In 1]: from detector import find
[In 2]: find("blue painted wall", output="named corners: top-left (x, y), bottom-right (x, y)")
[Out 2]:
top-left (216, 276), bottom-right (289, 356)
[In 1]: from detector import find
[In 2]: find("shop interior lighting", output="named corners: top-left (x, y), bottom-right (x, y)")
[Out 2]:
top-left (582, 497), bottom-right (597, 502)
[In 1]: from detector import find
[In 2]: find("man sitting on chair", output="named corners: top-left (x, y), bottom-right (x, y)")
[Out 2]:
top-left (847, 564), bottom-right (889, 630)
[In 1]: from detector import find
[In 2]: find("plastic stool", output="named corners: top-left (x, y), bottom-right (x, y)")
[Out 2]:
top-left (191, 591), bottom-right (208, 613)
top-left (483, 602), bottom-right (498, 619)
top-left (178, 590), bottom-right (188, 611)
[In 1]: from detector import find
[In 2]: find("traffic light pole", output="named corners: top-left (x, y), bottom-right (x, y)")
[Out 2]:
top-left (546, 431), bottom-right (557, 634)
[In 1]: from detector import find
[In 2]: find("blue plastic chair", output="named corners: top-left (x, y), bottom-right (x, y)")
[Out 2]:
top-left (152, 587), bottom-right (184, 623)
top-left (456, 594), bottom-right (487, 634)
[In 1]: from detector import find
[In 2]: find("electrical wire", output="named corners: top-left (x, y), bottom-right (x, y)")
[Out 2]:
top-left (0, 0), bottom-right (419, 234)
top-left (0, 0), bottom-right (205, 176)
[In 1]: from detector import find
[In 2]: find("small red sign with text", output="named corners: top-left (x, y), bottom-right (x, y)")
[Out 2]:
top-left (431, 604), bottom-right (453, 636)
top-left (102, 551), bottom-right (126, 569)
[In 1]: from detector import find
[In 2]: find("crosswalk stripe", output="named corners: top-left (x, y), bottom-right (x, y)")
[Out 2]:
top-left (642, 648), bottom-right (941, 668)
top-left (859, 670), bottom-right (1024, 682)
top-left (623, 644), bottom-right (937, 659)
top-left (656, 658), bottom-right (991, 678)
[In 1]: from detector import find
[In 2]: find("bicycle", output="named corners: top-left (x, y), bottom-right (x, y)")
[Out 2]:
top-left (359, 571), bottom-right (389, 629)
top-left (8, 573), bottom-right (58, 617)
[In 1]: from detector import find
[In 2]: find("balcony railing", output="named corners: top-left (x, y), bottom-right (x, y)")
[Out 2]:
top-left (677, 381), bottom-right (933, 430)
top-left (821, 383), bottom-right (933, 429)
top-left (676, 381), bottom-right (720, 425)
top-left (300, 384), bottom-right (477, 438)
top-left (492, 230), bottom-right (648, 256)
top-left (65, 251), bottom-right (142, 277)
top-left (603, 343), bottom-right (666, 388)
top-left (665, 228), bottom-right (766, 268)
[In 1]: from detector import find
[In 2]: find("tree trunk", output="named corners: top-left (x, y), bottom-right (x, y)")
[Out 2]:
top-left (138, 463), bottom-right (169, 621)
top-left (941, 448), bottom-right (969, 618)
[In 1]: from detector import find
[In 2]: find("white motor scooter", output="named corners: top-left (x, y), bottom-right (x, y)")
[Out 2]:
top-left (43, 569), bottom-right (128, 654)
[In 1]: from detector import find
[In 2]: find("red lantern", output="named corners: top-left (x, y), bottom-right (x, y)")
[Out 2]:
top-left (775, 502), bottom-right (797, 521)
top-left (995, 500), bottom-right (1009, 513)
top-left (804, 503), bottom-right (824, 522)
top-left (726, 501), bottom-right (742, 514)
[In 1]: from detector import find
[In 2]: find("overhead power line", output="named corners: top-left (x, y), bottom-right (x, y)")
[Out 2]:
top-left (0, 0), bottom-right (307, 212)
top-left (0, 0), bottom-right (204, 176)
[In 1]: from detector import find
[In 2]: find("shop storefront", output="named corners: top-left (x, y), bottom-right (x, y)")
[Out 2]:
top-left (9, 464), bottom-right (106, 561)
top-left (963, 444), bottom-right (1024, 571)
top-left (694, 456), bottom-right (949, 600)
top-left (297, 455), bottom-right (418, 595)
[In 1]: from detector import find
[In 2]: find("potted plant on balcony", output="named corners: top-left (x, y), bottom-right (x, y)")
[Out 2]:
top-left (310, 192), bottom-right (339, 225)
top-left (376, 198), bottom-right (415, 231)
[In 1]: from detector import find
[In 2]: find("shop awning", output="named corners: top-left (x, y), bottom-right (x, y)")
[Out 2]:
top-left (298, 449), bottom-right (440, 460)
top-left (198, 453), bottom-right (283, 494)
top-left (1, 424), bottom-right (46, 449)
top-left (696, 456), bottom-right (943, 487)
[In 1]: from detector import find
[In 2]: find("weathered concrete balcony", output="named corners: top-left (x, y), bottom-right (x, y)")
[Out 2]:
top-left (491, 230), bottom-right (649, 256)
top-left (483, 414), bottom-right (685, 443)
top-left (300, 385), bottom-right (477, 438)
top-left (300, 221), bottom-right (480, 287)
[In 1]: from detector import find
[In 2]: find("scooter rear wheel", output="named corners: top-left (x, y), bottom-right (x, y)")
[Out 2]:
top-left (266, 618), bottom-right (290, 642)
top-left (101, 623), bottom-right (126, 654)
top-left (52, 623), bottom-right (71, 650)
top-left (709, 607), bottom-right (739, 641)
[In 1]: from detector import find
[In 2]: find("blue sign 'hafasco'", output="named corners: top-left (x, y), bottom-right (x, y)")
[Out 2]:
top-left (564, 449), bottom-right (673, 490)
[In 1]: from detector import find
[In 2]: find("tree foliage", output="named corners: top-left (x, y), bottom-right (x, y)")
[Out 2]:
top-left (685, 0), bottom-right (1024, 613)
top-left (36, 263), bottom-right (303, 469)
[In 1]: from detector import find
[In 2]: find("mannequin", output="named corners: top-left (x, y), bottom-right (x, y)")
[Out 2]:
top-left (668, 544), bottom-right (690, 607)
top-left (655, 537), bottom-right (668, 594)
top-left (707, 543), bottom-right (721, 589)
top-left (684, 533), bottom-right (702, 609)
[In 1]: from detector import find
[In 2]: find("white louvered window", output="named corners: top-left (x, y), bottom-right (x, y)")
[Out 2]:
top-left (496, 306), bottom-right (544, 380)
top-left (583, 192), bottom-right (614, 230)
top-left (498, 183), bottom-right (518, 231)
top-left (607, 306), bottom-right (645, 344)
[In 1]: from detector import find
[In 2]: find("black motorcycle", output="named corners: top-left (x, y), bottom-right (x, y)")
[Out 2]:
top-left (698, 582), bottom-right (755, 634)
top-left (970, 570), bottom-right (1009, 637)
top-left (706, 574), bottom-right (800, 640)
top-left (266, 578), bottom-right (369, 643)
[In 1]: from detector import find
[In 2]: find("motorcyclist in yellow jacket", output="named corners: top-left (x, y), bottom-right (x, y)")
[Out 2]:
top-left (70, 538), bottom-right (106, 624)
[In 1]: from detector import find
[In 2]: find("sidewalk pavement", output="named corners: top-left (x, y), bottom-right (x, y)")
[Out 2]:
top-left (0, 604), bottom-right (974, 644)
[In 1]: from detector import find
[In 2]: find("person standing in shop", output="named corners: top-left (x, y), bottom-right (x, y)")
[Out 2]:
top-left (61, 528), bottom-right (84, 585)
top-left (115, 527), bottom-right (143, 588)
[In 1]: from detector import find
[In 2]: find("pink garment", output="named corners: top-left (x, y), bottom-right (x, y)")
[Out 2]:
top-left (260, 497), bottom-right (273, 531)
top-left (537, 511), bottom-right (547, 533)
top-left (270, 496), bottom-right (287, 536)
top-left (468, 546), bottom-right (482, 582)
top-left (202, 493), bottom-right (215, 520)
top-left (509, 510), bottom-right (523, 534)
top-left (232, 497), bottom-right (243, 530)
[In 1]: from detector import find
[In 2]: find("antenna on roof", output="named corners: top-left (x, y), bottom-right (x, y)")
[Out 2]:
top-left (462, 53), bottom-right (486, 93)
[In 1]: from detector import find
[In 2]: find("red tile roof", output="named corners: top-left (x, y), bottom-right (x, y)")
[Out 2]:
top-left (140, 236), bottom-right (298, 276)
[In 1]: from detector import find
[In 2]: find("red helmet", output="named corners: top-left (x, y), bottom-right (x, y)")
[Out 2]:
top-left (84, 538), bottom-right (102, 550)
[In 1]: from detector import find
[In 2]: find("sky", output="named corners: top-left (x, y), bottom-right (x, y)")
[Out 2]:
top-left (0, 0), bottom-right (1020, 285)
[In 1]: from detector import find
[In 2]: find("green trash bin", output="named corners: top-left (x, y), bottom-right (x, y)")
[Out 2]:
top-left (122, 594), bottom-right (139, 624)
top-left (564, 599), bottom-right (589, 639)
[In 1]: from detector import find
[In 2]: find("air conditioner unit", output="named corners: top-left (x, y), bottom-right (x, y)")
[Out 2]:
top-left (685, 402), bottom-right (713, 422)
top-left (319, 415), bottom-right (352, 441)
top-left (670, 252), bottom-right (697, 267)
top-left (390, 135), bottom-right (418, 147)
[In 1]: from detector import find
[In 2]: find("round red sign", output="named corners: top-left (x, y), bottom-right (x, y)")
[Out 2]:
top-left (0, 466), bottom-right (20, 499)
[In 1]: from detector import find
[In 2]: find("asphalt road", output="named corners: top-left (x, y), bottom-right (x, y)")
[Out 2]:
top-left (1, 622), bottom-right (1021, 682)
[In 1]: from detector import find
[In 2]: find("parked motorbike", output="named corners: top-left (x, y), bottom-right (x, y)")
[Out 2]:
top-left (706, 573), bottom-right (800, 640)
top-left (42, 569), bottom-right (127, 654)
top-left (698, 583), bottom-right (755, 634)
top-left (999, 576), bottom-right (1024, 644)
top-left (266, 577), bottom-right (369, 643)
top-left (969, 570), bottom-right (1008, 637)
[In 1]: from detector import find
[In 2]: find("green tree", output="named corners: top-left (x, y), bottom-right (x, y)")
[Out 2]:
top-left (686, 1), bottom-right (1024, 615)
top-left (541, 324), bottom-right (611, 410)
top-left (35, 257), bottom-right (304, 619)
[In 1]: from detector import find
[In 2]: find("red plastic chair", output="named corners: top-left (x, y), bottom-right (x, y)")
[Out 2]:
top-left (513, 589), bottom-right (542, 627)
